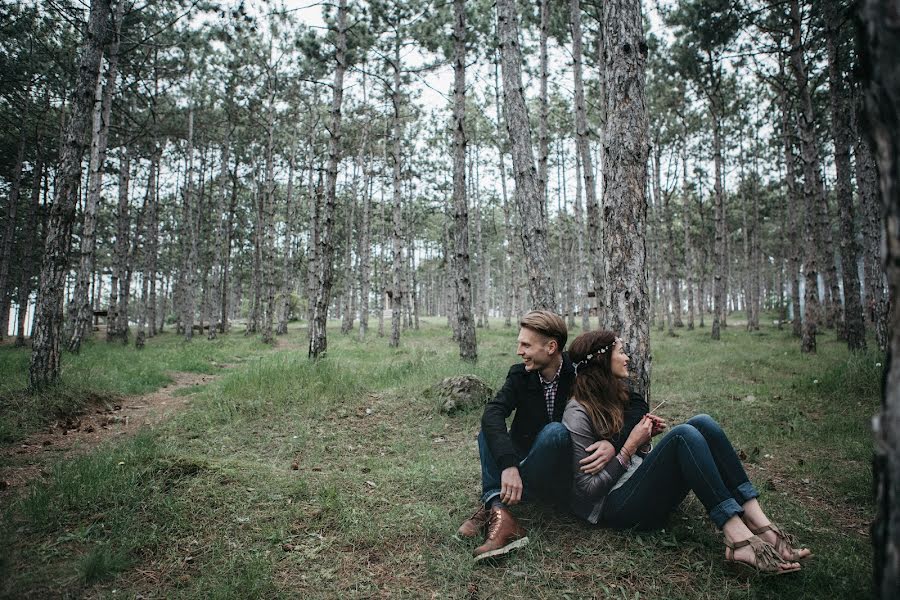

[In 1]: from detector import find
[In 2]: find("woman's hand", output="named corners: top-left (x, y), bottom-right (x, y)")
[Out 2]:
top-left (624, 415), bottom-right (653, 454)
top-left (647, 413), bottom-right (668, 437)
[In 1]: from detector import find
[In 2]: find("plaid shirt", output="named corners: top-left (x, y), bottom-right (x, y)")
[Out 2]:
top-left (538, 360), bottom-right (563, 421)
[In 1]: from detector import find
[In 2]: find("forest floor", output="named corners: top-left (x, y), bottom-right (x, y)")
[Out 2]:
top-left (0, 317), bottom-right (883, 599)
top-left (0, 370), bottom-right (219, 498)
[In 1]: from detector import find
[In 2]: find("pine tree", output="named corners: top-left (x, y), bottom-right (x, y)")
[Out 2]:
top-left (496, 0), bottom-right (555, 310)
top-left (29, 0), bottom-right (112, 390)
top-left (601, 0), bottom-right (651, 397)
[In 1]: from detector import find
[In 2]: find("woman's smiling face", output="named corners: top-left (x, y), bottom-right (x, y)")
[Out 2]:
top-left (610, 340), bottom-right (629, 378)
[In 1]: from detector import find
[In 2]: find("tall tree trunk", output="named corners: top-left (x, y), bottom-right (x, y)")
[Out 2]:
top-left (306, 150), bottom-right (321, 333)
top-left (180, 103), bottom-right (197, 341)
top-left (15, 128), bottom-right (44, 347)
top-left (572, 0), bottom-right (605, 329)
top-left (207, 144), bottom-right (227, 340)
top-left (309, 0), bottom-right (346, 358)
top-left (493, 51), bottom-right (514, 329)
top-left (409, 225), bottom-right (420, 330)
top-left (575, 151), bottom-right (591, 332)
top-left (779, 72), bottom-right (803, 338)
top-left (821, 197), bottom-right (842, 332)
top-left (402, 186), bottom-right (414, 331)
top-left (710, 100), bottom-right (726, 341)
top-left (261, 81), bottom-right (277, 344)
top-left (219, 155), bottom-right (238, 334)
top-left (789, 0), bottom-right (824, 353)
top-left (117, 157), bottom-right (147, 345)
top-left (750, 176), bottom-right (761, 330)
top-left (451, 0), bottom-right (477, 359)
top-left (340, 164), bottom-right (357, 335)
top-left (196, 151), bottom-right (211, 337)
top-left (146, 145), bottom-right (160, 338)
top-left (470, 150), bottom-right (484, 328)
top-left (742, 170), bottom-right (753, 331)
top-left (388, 40), bottom-right (405, 348)
top-left (0, 129), bottom-right (25, 342)
top-left (66, 88), bottom-right (99, 346)
top-left (247, 172), bottom-right (262, 335)
top-left (377, 181), bottom-right (385, 339)
top-left (277, 141), bottom-right (297, 336)
top-left (496, 0), bottom-right (555, 310)
top-left (357, 161), bottom-right (372, 341)
top-left (29, 0), bottom-right (111, 389)
top-left (357, 83), bottom-right (373, 341)
top-left (695, 172), bottom-right (709, 329)
top-left (861, 1), bottom-right (900, 596)
top-left (537, 0), bottom-right (549, 210)
top-left (601, 0), bottom-right (651, 398)
top-left (856, 92), bottom-right (888, 349)
top-left (777, 183), bottom-right (788, 329)
top-left (826, 6), bottom-right (866, 350)
top-left (558, 142), bottom-right (574, 329)
top-left (682, 153), bottom-right (695, 330)
top-left (664, 185), bottom-right (683, 328)
top-left (134, 169), bottom-right (151, 350)
top-left (146, 55), bottom-right (160, 338)
top-left (106, 148), bottom-right (127, 342)
top-left (68, 0), bottom-right (123, 352)
top-left (651, 146), bottom-right (671, 336)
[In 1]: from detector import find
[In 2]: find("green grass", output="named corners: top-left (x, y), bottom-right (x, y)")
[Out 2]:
top-left (0, 317), bottom-right (882, 598)
top-left (0, 331), bottom-right (270, 443)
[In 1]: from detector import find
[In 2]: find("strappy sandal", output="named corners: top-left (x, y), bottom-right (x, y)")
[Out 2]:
top-left (750, 522), bottom-right (814, 562)
top-left (724, 535), bottom-right (801, 576)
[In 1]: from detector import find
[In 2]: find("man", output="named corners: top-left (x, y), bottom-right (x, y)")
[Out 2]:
top-left (458, 310), bottom-right (614, 561)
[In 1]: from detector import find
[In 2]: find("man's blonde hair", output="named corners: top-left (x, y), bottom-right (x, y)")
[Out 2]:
top-left (519, 310), bottom-right (567, 350)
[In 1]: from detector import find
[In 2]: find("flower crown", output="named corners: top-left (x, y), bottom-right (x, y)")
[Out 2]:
top-left (573, 339), bottom-right (618, 376)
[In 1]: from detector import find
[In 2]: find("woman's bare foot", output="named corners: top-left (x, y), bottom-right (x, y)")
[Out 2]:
top-left (722, 516), bottom-right (801, 575)
top-left (741, 500), bottom-right (812, 561)
top-left (749, 521), bottom-right (813, 561)
top-left (725, 535), bottom-right (801, 574)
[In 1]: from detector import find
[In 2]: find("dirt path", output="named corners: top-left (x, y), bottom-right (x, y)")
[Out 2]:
top-left (0, 371), bottom-right (219, 498)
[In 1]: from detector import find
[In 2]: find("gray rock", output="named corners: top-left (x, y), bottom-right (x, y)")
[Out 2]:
top-left (430, 375), bottom-right (493, 415)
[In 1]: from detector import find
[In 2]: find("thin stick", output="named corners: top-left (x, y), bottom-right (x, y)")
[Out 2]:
top-left (650, 400), bottom-right (667, 414)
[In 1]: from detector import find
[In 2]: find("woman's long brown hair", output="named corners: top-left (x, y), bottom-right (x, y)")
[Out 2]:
top-left (569, 330), bottom-right (629, 437)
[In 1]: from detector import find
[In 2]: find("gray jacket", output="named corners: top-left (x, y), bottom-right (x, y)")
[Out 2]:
top-left (563, 398), bottom-right (647, 524)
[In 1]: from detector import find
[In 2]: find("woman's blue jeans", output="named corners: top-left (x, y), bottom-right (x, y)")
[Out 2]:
top-left (600, 414), bottom-right (759, 530)
top-left (478, 422), bottom-right (572, 506)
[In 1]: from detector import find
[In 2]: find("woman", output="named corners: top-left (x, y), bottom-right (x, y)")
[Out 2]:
top-left (562, 330), bottom-right (812, 575)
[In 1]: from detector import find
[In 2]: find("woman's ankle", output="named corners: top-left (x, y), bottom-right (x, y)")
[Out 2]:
top-left (722, 515), bottom-right (754, 542)
top-left (740, 500), bottom-right (769, 530)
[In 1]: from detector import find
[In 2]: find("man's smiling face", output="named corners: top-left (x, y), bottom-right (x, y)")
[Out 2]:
top-left (516, 327), bottom-right (556, 373)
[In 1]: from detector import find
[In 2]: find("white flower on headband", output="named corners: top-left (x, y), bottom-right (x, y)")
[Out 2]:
top-left (573, 342), bottom-right (614, 375)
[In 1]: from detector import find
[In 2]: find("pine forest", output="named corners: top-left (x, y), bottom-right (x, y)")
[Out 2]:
top-left (1, 0), bottom-right (899, 597)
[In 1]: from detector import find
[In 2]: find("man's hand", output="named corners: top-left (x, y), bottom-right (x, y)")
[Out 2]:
top-left (579, 440), bottom-right (615, 474)
top-left (500, 466), bottom-right (523, 505)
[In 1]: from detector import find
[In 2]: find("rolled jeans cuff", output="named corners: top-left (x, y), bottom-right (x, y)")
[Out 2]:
top-left (732, 482), bottom-right (759, 505)
top-left (708, 497), bottom-right (744, 530)
top-left (481, 490), bottom-right (501, 506)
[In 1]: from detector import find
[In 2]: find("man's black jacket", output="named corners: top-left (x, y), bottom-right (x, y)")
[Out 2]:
top-left (481, 353), bottom-right (575, 471)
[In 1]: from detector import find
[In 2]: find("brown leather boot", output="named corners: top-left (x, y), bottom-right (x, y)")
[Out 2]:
top-left (457, 505), bottom-right (490, 538)
top-left (473, 506), bottom-right (529, 561)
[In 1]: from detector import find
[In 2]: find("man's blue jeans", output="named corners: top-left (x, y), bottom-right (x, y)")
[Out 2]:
top-left (600, 414), bottom-right (759, 530)
top-left (478, 422), bottom-right (572, 506)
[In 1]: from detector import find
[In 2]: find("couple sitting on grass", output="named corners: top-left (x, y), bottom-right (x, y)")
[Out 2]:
top-left (458, 310), bottom-right (812, 575)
